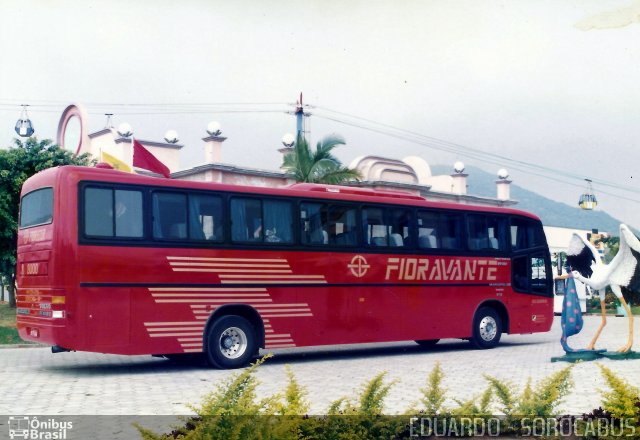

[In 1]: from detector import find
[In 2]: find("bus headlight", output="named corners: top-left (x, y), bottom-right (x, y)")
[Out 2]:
top-left (52, 310), bottom-right (65, 319)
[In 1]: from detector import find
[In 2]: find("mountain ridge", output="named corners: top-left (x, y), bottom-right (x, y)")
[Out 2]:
top-left (431, 165), bottom-right (626, 234)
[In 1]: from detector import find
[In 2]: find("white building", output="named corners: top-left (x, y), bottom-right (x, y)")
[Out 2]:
top-left (57, 103), bottom-right (515, 208)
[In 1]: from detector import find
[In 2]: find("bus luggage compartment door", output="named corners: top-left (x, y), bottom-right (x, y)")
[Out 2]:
top-left (84, 287), bottom-right (130, 350)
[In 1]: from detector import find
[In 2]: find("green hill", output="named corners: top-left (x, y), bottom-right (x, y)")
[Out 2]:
top-left (432, 165), bottom-right (624, 234)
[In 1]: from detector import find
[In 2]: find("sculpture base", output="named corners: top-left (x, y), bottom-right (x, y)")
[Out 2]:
top-left (551, 350), bottom-right (638, 363)
top-left (599, 350), bottom-right (640, 360)
top-left (551, 351), bottom-right (603, 363)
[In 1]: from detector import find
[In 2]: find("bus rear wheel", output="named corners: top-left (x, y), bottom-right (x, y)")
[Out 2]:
top-left (206, 315), bottom-right (257, 369)
top-left (470, 307), bottom-right (502, 349)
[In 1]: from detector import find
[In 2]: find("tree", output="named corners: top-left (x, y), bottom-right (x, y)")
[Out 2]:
top-left (281, 134), bottom-right (361, 184)
top-left (0, 138), bottom-right (93, 307)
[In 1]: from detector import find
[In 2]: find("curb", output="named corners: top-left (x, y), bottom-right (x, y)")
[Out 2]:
top-left (0, 343), bottom-right (46, 349)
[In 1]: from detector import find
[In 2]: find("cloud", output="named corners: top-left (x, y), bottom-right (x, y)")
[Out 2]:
top-left (576, 0), bottom-right (640, 30)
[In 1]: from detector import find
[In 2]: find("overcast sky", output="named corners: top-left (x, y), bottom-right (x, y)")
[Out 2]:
top-left (1, 0), bottom-right (639, 229)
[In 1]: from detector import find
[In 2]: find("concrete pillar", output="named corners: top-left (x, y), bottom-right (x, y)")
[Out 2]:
top-left (450, 173), bottom-right (468, 195)
top-left (203, 135), bottom-right (227, 163)
top-left (496, 179), bottom-right (512, 201)
top-left (278, 146), bottom-right (293, 171)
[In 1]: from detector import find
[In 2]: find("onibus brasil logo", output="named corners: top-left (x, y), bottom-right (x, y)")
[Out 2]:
top-left (8, 417), bottom-right (73, 440)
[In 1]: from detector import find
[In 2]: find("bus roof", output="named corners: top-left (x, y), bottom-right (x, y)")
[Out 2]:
top-left (23, 165), bottom-right (541, 221)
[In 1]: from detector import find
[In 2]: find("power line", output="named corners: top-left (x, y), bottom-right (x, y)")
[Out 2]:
top-left (87, 109), bottom-right (288, 115)
top-left (2, 97), bottom-right (636, 204)
top-left (0, 99), bottom-right (288, 107)
top-left (312, 111), bottom-right (640, 205)
top-left (313, 106), bottom-right (640, 198)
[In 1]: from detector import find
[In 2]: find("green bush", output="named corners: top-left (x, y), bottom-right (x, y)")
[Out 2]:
top-left (598, 364), bottom-right (639, 420)
top-left (134, 359), bottom-right (640, 438)
top-left (574, 364), bottom-right (640, 438)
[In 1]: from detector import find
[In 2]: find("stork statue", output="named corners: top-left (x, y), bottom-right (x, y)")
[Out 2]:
top-left (566, 224), bottom-right (640, 353)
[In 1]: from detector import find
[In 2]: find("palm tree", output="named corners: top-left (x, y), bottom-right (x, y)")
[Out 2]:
top-left (281, 134), bottom-right (361, 184)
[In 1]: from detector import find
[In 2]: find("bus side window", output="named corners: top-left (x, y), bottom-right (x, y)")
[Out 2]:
top-left (440, 214), bottom-right (462, 250)
top-left (263, 200), bottom-right (293, 243)
top-left (363, 207), bottom-right (387, 246)
top-left (328, 205), bottom-right (357, 246)
top-left (417, 211), bottom-right (439, 249)
top-left (231, 198), bottom-right (262, 242)
top-left (300, 202), bottom-right (326, 245)
top-left (84, 188), bottom-right (113, 237)
top-left (511, 219), bottom-right (526, 250)
top-left (467, 214), bottom-right (506, 251)
top-left (152, 192), bottom-right (187, 240)
top-left (115, 190), bottom-right (143, 238)
top-left (189, 194), bottom-right (223, 242)
top-left (389, 208), bottom-right (411, 247)
top-left (85, 188), bottom-right (114, 237)
top-left (511, 218), bottom-right (545, 251)
top-left (84, 187), bottom-right (143, 238)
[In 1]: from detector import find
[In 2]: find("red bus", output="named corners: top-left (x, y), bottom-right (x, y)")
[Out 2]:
top-left (17, 165), bottom-right (553, 368)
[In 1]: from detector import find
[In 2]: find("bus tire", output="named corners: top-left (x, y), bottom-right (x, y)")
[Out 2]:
top-left (470, 307), bottom-right (502, 349)
top-left (206, 315), bottom-right (257, 369)
top-left (415, 339), bottom-right (440, 348)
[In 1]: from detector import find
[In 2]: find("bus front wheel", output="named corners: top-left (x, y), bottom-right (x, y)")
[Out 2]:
top-left (206, 315), bottom-right (257, 369)
top-left (470, 307), bottom-right (502, 349)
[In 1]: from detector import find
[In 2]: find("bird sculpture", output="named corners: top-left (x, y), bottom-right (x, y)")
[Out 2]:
top-left (566, 224), bottom-right (640, 353)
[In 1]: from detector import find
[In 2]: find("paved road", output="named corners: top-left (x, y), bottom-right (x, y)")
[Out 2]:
top-left (0, 315), bottom-right (638, 437)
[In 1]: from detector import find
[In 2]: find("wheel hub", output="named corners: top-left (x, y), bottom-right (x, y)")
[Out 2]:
top-left (218, 326), bottom-right (248, 359)
top-left (222, 336), bottom-right (234, 349)
top-left (479, 316), bottom-right (497, 341)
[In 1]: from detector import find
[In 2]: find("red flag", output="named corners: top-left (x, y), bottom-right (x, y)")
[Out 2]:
top-left (132, 139), bottom-right (170, 178)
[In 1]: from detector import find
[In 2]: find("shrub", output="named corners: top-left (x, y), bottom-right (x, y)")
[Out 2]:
top-left (419, 362), bottom-right (446, 415)
top-left (598, 364), bottom-right (639, 419)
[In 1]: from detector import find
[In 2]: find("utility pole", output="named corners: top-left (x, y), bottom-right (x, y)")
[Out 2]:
top-left (294, 92), bottom-right (310, 140)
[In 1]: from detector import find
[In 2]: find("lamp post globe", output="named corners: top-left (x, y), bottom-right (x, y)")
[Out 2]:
top-left (117, 122), bottom-right (133, 138)
top-left (164, 130), bottom-right (179, 144)
top-left (282, 133), bottom-right (295, 148)
top-left (207, 121), bottom-right (222, 136)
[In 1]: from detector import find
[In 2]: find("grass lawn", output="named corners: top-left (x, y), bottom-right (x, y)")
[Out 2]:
top-left (0, 301), bottom-right (16, 327)
top-left (0, 301), bottom-right (26, 344)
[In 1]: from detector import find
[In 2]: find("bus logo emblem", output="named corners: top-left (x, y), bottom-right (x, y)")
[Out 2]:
top-left (348, 255), bottom-right (370, 278)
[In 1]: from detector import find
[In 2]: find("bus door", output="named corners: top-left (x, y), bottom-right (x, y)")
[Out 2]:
top-left (510, 218), bottom-right (553, 332)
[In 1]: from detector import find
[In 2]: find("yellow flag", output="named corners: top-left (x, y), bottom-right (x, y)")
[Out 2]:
top-left (101, 151), bottom-right (132, 173)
